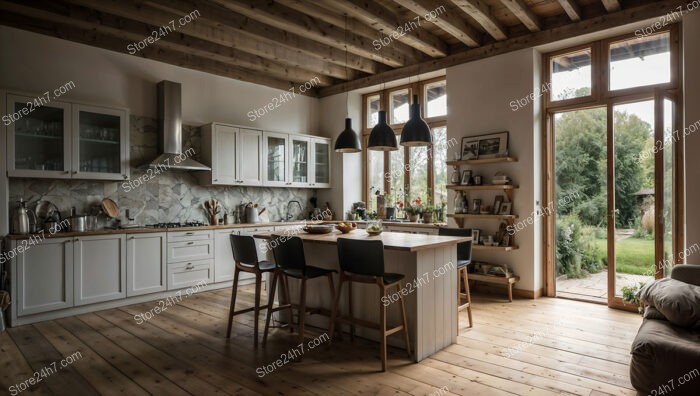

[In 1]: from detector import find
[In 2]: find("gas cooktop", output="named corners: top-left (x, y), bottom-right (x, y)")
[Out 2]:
top-left (146, 221), bottom-right (208, 229)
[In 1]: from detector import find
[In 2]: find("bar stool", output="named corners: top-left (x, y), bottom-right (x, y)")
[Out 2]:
top-left (263, 235), bottom-right (337, 349)
top-left (438, 227), bottom-right (473, 327)
top-left (329, 239), bottom-right (411, 372)
top-left (226, 234), bottom-right (277, 348)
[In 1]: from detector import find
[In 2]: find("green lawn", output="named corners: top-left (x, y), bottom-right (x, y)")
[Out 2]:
top-left (591, 237), bottom-right (654, 275)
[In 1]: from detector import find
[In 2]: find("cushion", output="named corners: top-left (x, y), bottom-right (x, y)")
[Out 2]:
top-left (643, 306), bottom-right (667, 321)
top-left (640, 278), bottom-right (700, 329)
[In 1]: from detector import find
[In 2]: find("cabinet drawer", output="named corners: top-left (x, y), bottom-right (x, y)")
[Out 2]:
top-left (237, 226), bottom-right (274, 235)
top-left (167, 230), bottom-right (213, 242)
top-left (167, 240), bottom-right (214, 263)
top-left (167, 259), bottom-right (213, 290)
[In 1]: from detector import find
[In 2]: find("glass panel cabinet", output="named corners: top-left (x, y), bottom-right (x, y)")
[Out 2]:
top-left (263, 131), bottom-right (289, 187)
top-left (290, 136), bottom-right (310, 187)
top-left (312, 138), bottom-right (331, 188)
top-left (6, 94), bottom-right (129, 181)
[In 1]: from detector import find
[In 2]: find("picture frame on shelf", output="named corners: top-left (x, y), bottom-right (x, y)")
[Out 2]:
top-left (461, 170), bottom-right (472, 185)
top-left (471, 198), bottom-right (482, 214)
top-left (501, 235), bottom-right (511, 247)
top-left (460, 139), bottom-right (479, 160)
top-left (499, 202), bottom-right (512, 215)
top-left (472, 229), bottom-right (480, 245)
top-left (492, 195), bottom-right (504, 214)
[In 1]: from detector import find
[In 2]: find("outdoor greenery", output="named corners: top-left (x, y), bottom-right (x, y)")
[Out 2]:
top-left (555, 91), bottom-right (656, 277)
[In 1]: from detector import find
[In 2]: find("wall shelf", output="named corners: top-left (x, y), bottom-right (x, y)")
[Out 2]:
top-left (447, 214), bottom-right (518, 220)
top-left (446, 156), bottom-right (517, 167)
top-left (472, 245), bottom-right (519, 251)
top-left (447, 184), bottom-right (517, 191)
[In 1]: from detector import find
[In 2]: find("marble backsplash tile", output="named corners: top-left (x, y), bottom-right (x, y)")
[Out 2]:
top-left (8, 115), bottom-right (316, 227)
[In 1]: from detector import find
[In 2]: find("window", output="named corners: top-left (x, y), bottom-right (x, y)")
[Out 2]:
top-left (550, 48), bottom-right (592, 101)
top-left (609, 32), bottom-right (671, 91)
top-left (363, 78), bottom-right (447, 213)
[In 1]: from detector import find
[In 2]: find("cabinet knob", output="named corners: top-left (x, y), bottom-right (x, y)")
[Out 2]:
top-left (214, 179), bottom-right (218, 182)
top-left (185, 263), bottom-right (194, 270)
top-left (74, 238), bottom-right (79, 242)
top-left (185, 232), bottom-right (195, 236)
top-left (187, 241), bottom-right (194, 245)
top-left (123, 175), bottom-right (128, 180)
top-left (128, 236), bottom-right (135, 240)
top-left (64, 171), bottom-right (70, 174)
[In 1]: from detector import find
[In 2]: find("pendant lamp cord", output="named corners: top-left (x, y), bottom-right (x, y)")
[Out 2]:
top-left (344, 14), bottom-right (349, 118)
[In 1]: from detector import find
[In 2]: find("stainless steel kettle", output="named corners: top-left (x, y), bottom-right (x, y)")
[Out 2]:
top-left (12, 199), bottom-right (35, 234)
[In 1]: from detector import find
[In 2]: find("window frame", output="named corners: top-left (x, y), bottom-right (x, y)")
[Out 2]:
top-left (362, 76), bottom-right (447, 210)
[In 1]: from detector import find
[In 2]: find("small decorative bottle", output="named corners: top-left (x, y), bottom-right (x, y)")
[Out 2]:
top-left (453, 191), bottom-right (463, 214)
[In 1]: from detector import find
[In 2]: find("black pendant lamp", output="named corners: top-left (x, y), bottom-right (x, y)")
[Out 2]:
top-left (334, 118), bottom-right (361, 152)
top-left (400, 95), bottom-right (432, 147)
top-left (368, 110), bottom-right (398, 151)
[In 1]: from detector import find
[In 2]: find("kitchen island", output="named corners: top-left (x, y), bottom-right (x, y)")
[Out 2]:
top-left (254, 230), bottom-right (470, 361)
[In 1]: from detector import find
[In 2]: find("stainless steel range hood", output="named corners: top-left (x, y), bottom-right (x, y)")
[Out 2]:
top-left (150, 81), bottom-right (211, 171)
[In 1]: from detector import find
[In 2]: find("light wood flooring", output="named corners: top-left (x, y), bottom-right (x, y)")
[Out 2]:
top-left (0, 284), bottom-right (643, 395)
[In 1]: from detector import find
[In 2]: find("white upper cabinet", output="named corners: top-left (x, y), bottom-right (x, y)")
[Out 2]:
top-left (262, 131), bottom-right (290, 187)
top-left (311, 137), bottom-right (331, 188)
top-left (199, 123), bottom-right (263, 186)
top-left (6, 93), bottom-right (129, 181)
top-left (290, 135), bottom-right (311, 188)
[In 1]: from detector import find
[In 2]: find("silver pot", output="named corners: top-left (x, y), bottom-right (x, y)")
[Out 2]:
top-left (68, 215), bottom-right (88, 232)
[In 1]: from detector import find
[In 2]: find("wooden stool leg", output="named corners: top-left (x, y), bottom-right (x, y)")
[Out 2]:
top-left (348, 279), bottom-right (355, 341)
top-left (463, 268), bottom-right (473, 328)
top-left (298, 277), bottom-right (307, 347)
top-left (326, 273), bottom-right (338, 337)
top-left (226, 267), bottom-right (240, 338)
top-left (397, 283), bottom-right (411, 359)
top-left (508, 283), bottom-right (513, 302)
top-left (328, 274), bottom-right (344, 346)
top-left (262, 270), bottom-right (279, 348)
top-left (253, 273), bottom-right (262, 348)
top-left (379, 281), bottom-right (387, 372)
top-left (280, 275), bottom-right (293, 333)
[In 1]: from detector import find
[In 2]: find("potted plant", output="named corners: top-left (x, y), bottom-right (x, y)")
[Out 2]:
top-left (385, 188), bottom-right (398, 220)
top-left (422, 204), bottom-right (436, 223)
top-left (621, 282), bottom-right (647, 314)
top-left (405, 197), bottom-right (424, 222)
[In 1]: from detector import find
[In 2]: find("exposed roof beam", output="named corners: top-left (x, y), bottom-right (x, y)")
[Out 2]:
top-left (208, 0), bottom-right (424, 68)
top-left (144, 0), bottom-right (373, 76)
top-left (275, 0), bottom-right (440, 60)
top-left (0, 8), bottom-right (315, 95)
top-left (499, 0), bottom-right (542, 32)
top-left (557, 0), bottom-right (582, 22)
top-left (2, 0), bottom-right (334, 86)
top-left (602, 0), bottom-right (621, 12)
top-left (449, 0), bottom-right (508, 40)
top-left (317, 0), bottom-right (448, 58)
top-left (393, 0), bottom-right (481, 47)
top-left (320, 0), bottom-right (689, 97)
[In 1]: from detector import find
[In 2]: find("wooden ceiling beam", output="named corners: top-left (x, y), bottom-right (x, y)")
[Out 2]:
top-left (62, 0), bottom-right (368, 80)
top-left (208, 0), bottom-right (425, 68)
top-left (449, 0), bottom-right (508, 40)
top-left (602, 0), bottom-right (622, 12)
top-left (1, 0), bottom-right (335, 87)
top-left (275, 0), bottom-right (441, 60)
top-left (143, 0), bottom-right (374, 77)
top-left (0, 9), bottom-right (317, 96)
top-left (557, 0), bottom-right (582, 22)
top-left (393, 0), bottom-right (481, 47)
top-left (319, 0), bottom-right (689, 97)
top-left (499, 0), bottom-right (542, 32)
top-left (315, 0), bottom-right (449, 58)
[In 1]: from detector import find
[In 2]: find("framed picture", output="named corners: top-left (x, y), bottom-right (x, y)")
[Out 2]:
top-left (461, 131), bottom-right (509, 159)
top-left (461, 139), bottom-right (479, 160)
top-left (471, 199), bottom-right (482, 214)
top-left (472, 229), bottom-right (480, 245)
top-left (492, 195), bottom-right (504, 214)
top-left (501, 235), bottom-right (511, 247)
top-left (461, 170), bottom-right (472, 185)
top-left (499, 202), bottom-right (512, 215)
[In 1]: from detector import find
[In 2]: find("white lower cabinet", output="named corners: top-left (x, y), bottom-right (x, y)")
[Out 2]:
top-left (126, 233), bottom-right (167, 297)
top-left (167, 230), bottom-right (214, 290)
top-left (214, 230), bottom-right (236, 283)
top-left (167, 259), bottom-right (213, 290)
top-left (14, 237), bottom-right (74, 316)
top-left (73, 234), bottom-right (127, 306)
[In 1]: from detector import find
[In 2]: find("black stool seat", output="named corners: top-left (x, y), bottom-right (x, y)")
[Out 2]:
top-left (239, 260), bottom-right (276, 271)
top-left (282, 266), bottom-right (337, 279)
top-left (438, 227), bottom-right (474, 328)
top-left (383, 273), bottom-right (405, 284)
top-left (457, 259), bottom-right (470, 268)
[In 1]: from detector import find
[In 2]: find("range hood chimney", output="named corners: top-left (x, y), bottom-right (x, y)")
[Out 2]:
top-left (150, 81), bottom-right (210, 171)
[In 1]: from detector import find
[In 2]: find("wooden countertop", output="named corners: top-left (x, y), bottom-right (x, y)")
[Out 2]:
top-left (253, 230), bottom-right (470, 252)
top-left (5, 220), bottom-right (447, 240)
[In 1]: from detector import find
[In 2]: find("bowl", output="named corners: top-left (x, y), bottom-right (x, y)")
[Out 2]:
top-left (302, 225), bottom-right (335, 234)
top-left (366, 229), bottom-right (383, 236)
top-left (335, 223), bottom-right (357, 234)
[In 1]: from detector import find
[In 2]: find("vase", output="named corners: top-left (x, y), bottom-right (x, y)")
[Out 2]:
top-left (423, 212), bottom-right (434, 223)
top-left (409, 214), bottom-right (419, 222)
top-left (386, 207), bottom-right (396, 220)
top-left (376, 195), bottom-right (386, 218)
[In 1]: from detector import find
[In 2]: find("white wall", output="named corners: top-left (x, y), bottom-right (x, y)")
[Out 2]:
top-left (447, 49), bottom-right (541, 293)
top-left (0, 26), bottom-right (319, 132)
top-left (316, 93), bottom-right (363, 219)
top-left (683, 11), bottom-right (700, 257)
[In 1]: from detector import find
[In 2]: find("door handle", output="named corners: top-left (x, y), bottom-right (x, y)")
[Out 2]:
top-left (185, 232), bottom-right (195, 236)
top-left (185, 263), bottom-right (194, 270)
top-left (187, 241), bottom-right (194, 245)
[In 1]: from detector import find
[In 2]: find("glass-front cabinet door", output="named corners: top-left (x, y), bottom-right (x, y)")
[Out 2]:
top-left (6, 94), bottom-right (72, 178)
top-left (263, 132), bottom-right (289, 187)
top-left (311, 138), bottom-right (331, 188)
top-left (72, 104), bottom-right (129, 181)
top-left (290, 136), bottom-right (311, 187)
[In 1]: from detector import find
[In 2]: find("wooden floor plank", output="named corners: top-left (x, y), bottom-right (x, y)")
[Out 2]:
top-left (33, 320), bottom-right (148, 396)
top-left (1, 285), bottom-right (642, 395)
top-left (7, 325), bottom-right (98, 395)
